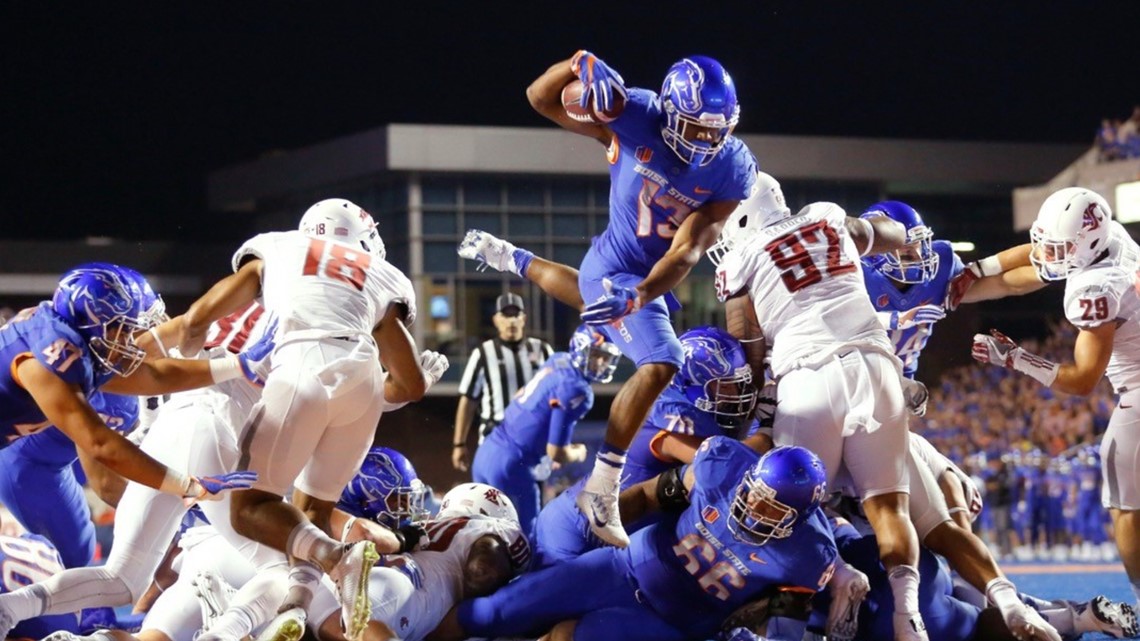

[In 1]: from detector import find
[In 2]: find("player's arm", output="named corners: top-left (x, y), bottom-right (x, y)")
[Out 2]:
top-left (1053, 324), bottom-right (1116, 395)
top-left (179, 259), bottom-right (264, 355)
top-left (20, 359), bottom-right (190, 494)
top-left (653, 432), bottom-right (707, 464)
top-left (724, 290), bottom-right (766, 385)
top-left (618, 464), bottom-right (696, 525)
top-left (938, 469), bottom-right (974, 530)
top-left (526, 55), bottom-right (612, 145)
top-left (845, 215), bottom-right (907, 256)
top-left (545, 392), bottom-right (589, 464)
top-left (100, 357), bottom-right (217, 396)
top-left (958, 265), bottom-right (1047, 304)
top-left (77, 445), bottom-right (128, 507)
top-left (374, 303), bottom-right (428, 404)
top-left (637, 200), bottom-right (738, 304)
top-left (462, 534), bottom-right (515, 598)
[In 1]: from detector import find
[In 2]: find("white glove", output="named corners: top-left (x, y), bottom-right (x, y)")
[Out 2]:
top-left (420, 350), bottom-right (449, 389)
top-left (826, 561), bottom-right (870, 641)
top-left (900, 377), bottom-right (929, 417)
top-left (972, 329), bottom-right (1058, 386)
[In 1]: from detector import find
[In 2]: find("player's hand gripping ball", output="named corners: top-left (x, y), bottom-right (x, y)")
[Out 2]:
top-left (561, 79), bottom-right (626, 124)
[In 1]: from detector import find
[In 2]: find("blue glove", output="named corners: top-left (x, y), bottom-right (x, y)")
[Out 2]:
top-left (237, 318), bottom-right (277, 386)
top-left (581, 278), bottom-right (641, 326)
top-left (187, 470), bottom-right (258, 501)
top-left (570, 50), bottom-right (627, 115)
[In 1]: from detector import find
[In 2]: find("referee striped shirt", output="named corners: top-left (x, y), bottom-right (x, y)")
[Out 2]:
top-left (458, 337), bottom-right (554, 437)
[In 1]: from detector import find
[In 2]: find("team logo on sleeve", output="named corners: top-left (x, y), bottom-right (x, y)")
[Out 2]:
top-left (701, 505), bottom-right (721, 524)
top-left (636, 146), bottom-right (653, 163)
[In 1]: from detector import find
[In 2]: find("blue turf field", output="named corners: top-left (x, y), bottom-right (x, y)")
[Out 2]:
top-left (1007, 562), bottom-right (1133, 640)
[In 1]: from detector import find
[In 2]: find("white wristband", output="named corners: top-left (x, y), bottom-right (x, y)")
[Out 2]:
top-left (977, 255), bottom-right (1003, 277)
top-left (209, 354), bottom-right (243, 383)
top-left (160, 468), bottom-right (192, 497)
top-left (985, 577), bottom-right (1021, 614)
top-left (1011, 349), bottom-right (1059, 387)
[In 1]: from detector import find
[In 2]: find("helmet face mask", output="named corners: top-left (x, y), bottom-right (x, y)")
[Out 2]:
top-left (569, 325), bottom-right (622, 383)
top-left (338, 447), bottom-right (426, 528)
top-left (727, 446), bottom-right (827, 546)
top-left (659, 56), bottom-right (739, 167)
top-left (676, 327), bottom-right (756, 429)
top-left (52, 264), bottom-right (152, 377)
top-left (300, 198), bottom-right (386, 261)
top-left (861, 201), bottom-right (939, 284)
top-left (1028, 187), bottom-right (1112, 281)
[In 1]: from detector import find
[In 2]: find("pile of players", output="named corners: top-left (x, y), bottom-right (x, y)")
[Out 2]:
top-left (0, 47), bottom-right (1137, 641)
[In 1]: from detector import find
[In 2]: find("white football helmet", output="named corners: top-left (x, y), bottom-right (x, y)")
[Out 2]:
top-left (436, 482), bottom-right (519, 523)
top-left (707, 171), bottom-right (791, 266)
top-left (299, 198), bottom-right (385, 261)
top-left (1029, 187), bottom-right (1112, 281)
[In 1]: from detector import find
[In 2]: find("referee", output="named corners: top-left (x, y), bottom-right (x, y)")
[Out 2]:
top-left (452, 293), bottom-right (553, 472)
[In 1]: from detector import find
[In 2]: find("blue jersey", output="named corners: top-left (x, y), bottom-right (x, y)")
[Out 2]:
top-left (863, 241), bottom-right (963, 377)
top-left (594, 88), bottom-right (757, 276)
top-left (493, 352), bottom-right (594, 467)
top-left (0, 303), bottom-right (111, 447)
top-left (629, 437), bottom-right (836, 637)
top-left (13, 391), bottom-right (140, 468)
top-left (625, 384), bottom-right (726, 487)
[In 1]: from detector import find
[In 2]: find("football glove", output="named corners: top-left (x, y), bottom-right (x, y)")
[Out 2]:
top-left (184, 470), bottom-right (258, 503)
top-left (581, 278), bottom-right (641, 326)
top-left (237, 319), bottom-right (277, 386)
top-left (972, 329), bottom-right (1058, 386)
top-left (570, 50), bottom-right (627, 116)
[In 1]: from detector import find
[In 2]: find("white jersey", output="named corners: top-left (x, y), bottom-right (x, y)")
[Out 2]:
top-left (1063, 221), bottom-right (1140, 393)
top-left (368, 516), bottom-right (529, 641)
top-left (715, 202), bottom-right (895, 377)
top-left (233, 230), bottom-right (416, 339)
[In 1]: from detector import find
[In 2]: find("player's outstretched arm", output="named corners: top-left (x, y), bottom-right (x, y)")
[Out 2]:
top-left (20, 358), bottom-right (201, 496)
top-left (374, 303), bottom-right (428, 404)
top-left (972, 325), bottom-right (1114, 396)
top-left (845, 215), bottom-right (907, 256)
top-left (180, 259), bottom-right (264, 355)
top-left (957, 265), bottom-right (1046, 305)
top-left (724, 291), bottom-right (766, 385)
top-left (526, 55), bottom-right (612, 145)
top-left (637, 201), bottom-right (738, 304)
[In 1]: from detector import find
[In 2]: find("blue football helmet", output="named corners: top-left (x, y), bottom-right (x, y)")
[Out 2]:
top-left (337, 447), bottom-right (427, 528)
top-left (860, 201), bottom-right (939, 284)
top-left (729, 446), bottom-right (827, 546)
top-left (118, 265), bottom-right (168, 328)
top-left (675, 326), bottom-right (756, 429)
top-left (660, 56), bottom-right (740, 167)
top-left (52, 263), bottom-right (151, 376)
top-left (569, 324), bottom-right (622, 383)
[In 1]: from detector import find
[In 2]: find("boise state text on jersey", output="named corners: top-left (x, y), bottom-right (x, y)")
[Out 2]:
top-left (592, 88), bottom-right (757, 277)
top-left (864, 240), bottom-right (964, 377)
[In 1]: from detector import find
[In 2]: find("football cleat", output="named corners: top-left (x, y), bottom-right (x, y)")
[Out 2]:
top-left (893, 611), bottom-right (929, 641)
top-left (252, 606), bottom-right (307, 641)
top-left (1086, 595), bottom-right (1139, 639)
top-left (329, 541), bottom-right (379, 641)
top-left (194, 570), bottom-right (236, 635)
top-left (458, 230), bottom-right (523, 276)
top-left (576, 476), bottom-right (629, 548)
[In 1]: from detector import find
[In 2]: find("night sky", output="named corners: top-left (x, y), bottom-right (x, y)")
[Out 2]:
top-left (5, 3), bottom-right (1137, 240)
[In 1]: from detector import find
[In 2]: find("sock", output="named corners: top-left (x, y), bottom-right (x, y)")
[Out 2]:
top-left (888, 565), bottom-right (921, 616)
top-left (208, 606), bottom-right (255, 640)
top-left (1131, 578), bottom-right (1140, 610)
top-left (285, 522), bottom-right (330, 561)
top-left (284, 563), bottom-right (322, 611)
top-left (1037, 607), bottom-right (1076, 637)
top-left (591, 442), bottom-right (627, 487)
top-left (512, 248), bottom-right (535, 278)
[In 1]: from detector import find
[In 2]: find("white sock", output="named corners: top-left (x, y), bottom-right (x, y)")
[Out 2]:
top-left (589, 446), bottom-right (626, 488)
top-left (285, 563), bottom-right (323, 611)
top-left (1038, 605), bottom-right (1076, 636)
top-left (1130, 578), bottom-right (1140, 611)
top-left (888, 564), bottom-right (921, 615)
top-left (209, 606), bottom-right (255, 640)
top-left (286, 522), bottom-right (329, 564)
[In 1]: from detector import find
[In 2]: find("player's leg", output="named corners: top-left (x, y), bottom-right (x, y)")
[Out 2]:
top-left (471, 443), bottom-right (540, 540)
top-left (0, 446), bottom-right (95, 568)
top-left (457, 547), bottom-right (639, 639)
top-left (546, 606), bottom-right (687, 641)
top-left (843, 352), bottom-right (925, 641)
top-left (533, 482), bottom-right (597, 569)
top-left (1100, 400), bottom-right (1140, 606)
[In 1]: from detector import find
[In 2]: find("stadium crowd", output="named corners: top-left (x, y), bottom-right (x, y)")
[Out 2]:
top-left (1095, 107), bottom-right (1140, 162)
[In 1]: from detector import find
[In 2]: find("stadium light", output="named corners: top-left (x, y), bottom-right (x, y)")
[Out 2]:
top-left (951, 241), bottom-right (976, 252)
